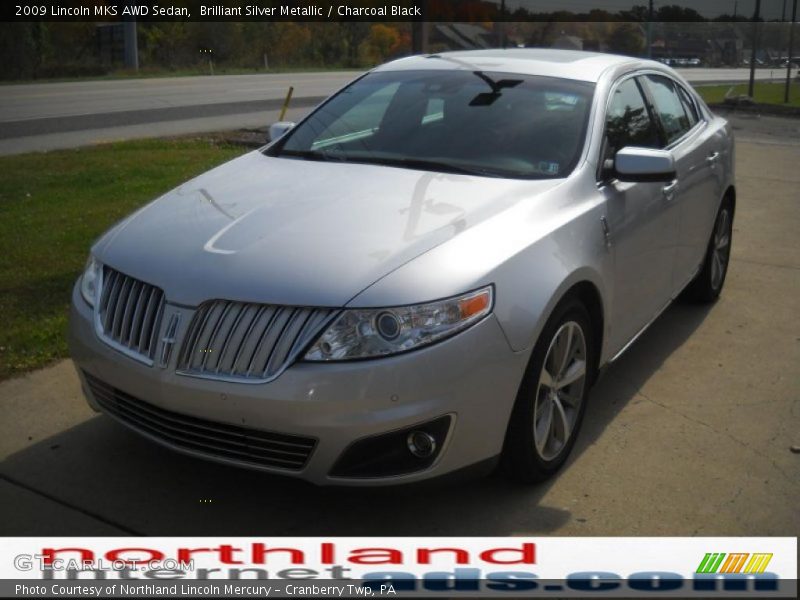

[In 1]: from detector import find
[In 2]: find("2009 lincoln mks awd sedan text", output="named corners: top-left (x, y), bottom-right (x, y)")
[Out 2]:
top-left (70, 49), bottom-right (735, 485)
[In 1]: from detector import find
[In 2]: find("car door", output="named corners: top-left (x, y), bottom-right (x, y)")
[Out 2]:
top-left (673, 80), bottom-right (726, 288)
top-left (639, 74), bottom-right (722, 294)
top-left (598, 75), bottom-right (679, 354)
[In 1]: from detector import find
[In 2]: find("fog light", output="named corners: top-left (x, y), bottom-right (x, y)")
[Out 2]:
top-left (407, 430), bottom-right (436, 458)
top-left (329, 415), bottom-right (451, 478)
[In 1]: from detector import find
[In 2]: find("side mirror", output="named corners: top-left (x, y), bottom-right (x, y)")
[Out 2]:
top-left (614, 147), bottom-right (676, 182)
top-left (268, 121), bottom-right (296, 143)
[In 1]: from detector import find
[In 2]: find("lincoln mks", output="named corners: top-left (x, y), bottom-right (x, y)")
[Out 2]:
top-left (69, 50), bottom-right (735, 485)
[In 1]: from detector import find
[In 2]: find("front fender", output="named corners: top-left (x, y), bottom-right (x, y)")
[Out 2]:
top-left (349, 172), bottom-right (613, 361)
top-left (488, 211), bottom-right (610, 354)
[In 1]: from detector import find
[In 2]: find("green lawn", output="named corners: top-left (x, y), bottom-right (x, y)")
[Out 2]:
top-left (695, 81), bottom-right (800, 107)
top-left (0, 139), bottom-right (244, 380)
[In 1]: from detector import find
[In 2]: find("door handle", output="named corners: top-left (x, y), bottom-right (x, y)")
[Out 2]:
top-left (706, 151), bottom-right (720, 166)
top-left (662, 179), bottom-right (679, 201)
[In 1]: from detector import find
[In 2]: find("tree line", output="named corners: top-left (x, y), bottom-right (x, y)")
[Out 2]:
top-left (0, 22), bottom-right (412, 80)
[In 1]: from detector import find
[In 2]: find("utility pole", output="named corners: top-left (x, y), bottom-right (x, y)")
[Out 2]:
top-left (783, 0), bottom-right (788, 21)
top-left (122, 1), bottom-right (138, 71)
top-left (412, 0), bottom-right (428, 54)
top-left (734, 0), bottom-right (738, 19)
top-left (122, 19), bottom-right (138, 71)
top-left (647, 0), bottom-right (654, 58)
top-left (500, 0), bottom-right (507, 49)
top-left (748, 0), bottom-right (761, 98)
top-left (786, 0), bottom-right (797, 103)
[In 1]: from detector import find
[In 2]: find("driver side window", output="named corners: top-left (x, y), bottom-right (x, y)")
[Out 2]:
top-left (642, 74), bottom-right (693, 144)
top-left (599, 77), bottom-right (661, 181)
top-left (605, 78), bottom-right (661, 157)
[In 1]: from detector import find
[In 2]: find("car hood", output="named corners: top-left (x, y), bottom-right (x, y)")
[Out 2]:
top-left (94, 151), bottom-right (562, 307)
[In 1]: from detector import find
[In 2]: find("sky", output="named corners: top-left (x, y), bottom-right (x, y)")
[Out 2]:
top-left (504, 0), bottom-right (796, 20)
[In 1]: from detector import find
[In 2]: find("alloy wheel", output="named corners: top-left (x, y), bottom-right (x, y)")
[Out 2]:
top-left (533, 321), bottom-right (587, 461)
top-left (711, 207), bottom-right (732, 290)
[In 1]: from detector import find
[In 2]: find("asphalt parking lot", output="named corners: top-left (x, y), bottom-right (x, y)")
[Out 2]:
top-left (0, 115), bottom-right (798, 537)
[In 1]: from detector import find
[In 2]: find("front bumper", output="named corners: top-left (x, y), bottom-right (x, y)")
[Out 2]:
top-left (68, 282), bottom-right (527, 485)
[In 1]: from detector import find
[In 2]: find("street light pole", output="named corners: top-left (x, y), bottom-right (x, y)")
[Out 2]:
top-left (748, 0), bottom-right (761, 98)
top-left (647, 0), bottom-right (654, 58)
top-left (786, 0), bottom-right (798, 103)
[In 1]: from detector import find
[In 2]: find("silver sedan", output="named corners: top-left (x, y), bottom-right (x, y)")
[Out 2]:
top-left (69, 49), bottom-right (735, 485)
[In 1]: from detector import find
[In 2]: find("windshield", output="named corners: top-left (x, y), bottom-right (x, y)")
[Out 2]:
top-left (268, 69), bottom-right (595, 179)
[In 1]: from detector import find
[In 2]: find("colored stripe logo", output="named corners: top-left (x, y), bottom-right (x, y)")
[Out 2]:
top-left (696, 553), bottom-right (773, 574)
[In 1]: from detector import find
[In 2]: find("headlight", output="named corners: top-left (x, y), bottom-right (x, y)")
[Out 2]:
top-left (304, 286), bottom-right (493, 361)
top-left (80, 256), bottom-right (101, 307)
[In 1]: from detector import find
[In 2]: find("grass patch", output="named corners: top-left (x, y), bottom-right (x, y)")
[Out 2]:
top-left (0, 138), bottom-right (244, 380)
top-left (695, 80), bottom-right (800, 107)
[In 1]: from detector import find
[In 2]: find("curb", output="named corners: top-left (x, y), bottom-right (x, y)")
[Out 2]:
top-left (708, 102), bottom-right (800, 119)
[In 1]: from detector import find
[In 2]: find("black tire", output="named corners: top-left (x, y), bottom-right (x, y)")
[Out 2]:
top-left (686, 198), bottom-right (734, 303)
top-left (502, 298), bottom-right (596, 483)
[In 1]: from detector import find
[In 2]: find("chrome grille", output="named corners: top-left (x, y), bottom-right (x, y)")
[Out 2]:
top-left (84, 372), bottom-right (316, 470)
top-left (178, 301), bottom-right (335, 382)
top-left (97, 267), bottom-right (165, 363)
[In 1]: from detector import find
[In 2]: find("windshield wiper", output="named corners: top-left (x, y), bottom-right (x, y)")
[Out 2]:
top-left (279, 149), bottom-right (348, 162)
top-left (343, 156), bottom-right (502, 177)
top-left (279, 150), bottom-right (506, 178)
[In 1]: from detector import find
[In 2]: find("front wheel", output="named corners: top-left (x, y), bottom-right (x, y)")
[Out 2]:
top-left (502, 299), bottom-right (596, 483)
top-left (687, 199), bottom-right (733, 303)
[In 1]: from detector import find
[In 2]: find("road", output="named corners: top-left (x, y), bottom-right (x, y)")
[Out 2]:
top-left (1, 120), bottom-right (798, 537)
top-left (0, 71), bottom-right (361, 155)
top-left (0, 67), bottom-right (789, 155)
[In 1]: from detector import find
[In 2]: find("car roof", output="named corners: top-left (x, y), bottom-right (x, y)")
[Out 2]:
top-left (374, 49), bottom-right (657, 83)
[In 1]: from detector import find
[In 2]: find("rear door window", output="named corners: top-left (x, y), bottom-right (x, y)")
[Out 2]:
top-left (675, 83), bottom-right (700, 128)
top-left (643, 74), bottom-right (692, 145)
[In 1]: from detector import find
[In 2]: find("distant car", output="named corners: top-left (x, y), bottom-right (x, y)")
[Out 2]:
top-left (70, 50), bottom-right (735, 485)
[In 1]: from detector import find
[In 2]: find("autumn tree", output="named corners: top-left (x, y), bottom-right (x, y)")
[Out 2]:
top-left (365, 24), bottom-right (400, 64)
top-left (139, 23), bottom-right (191, 68)
top-left (609, 23), bottom-right (646, 56)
